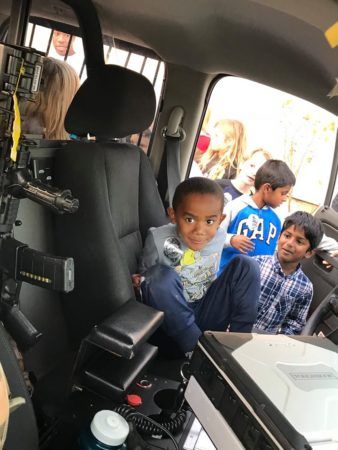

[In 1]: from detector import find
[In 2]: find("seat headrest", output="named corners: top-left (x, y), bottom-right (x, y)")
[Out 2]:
top-left (65, 65), bottom-right (156, 139)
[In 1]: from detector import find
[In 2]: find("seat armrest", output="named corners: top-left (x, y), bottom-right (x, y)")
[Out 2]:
top-left (88, 299), bottom-right (164, 359)
top-left (82, 342), bottom-right (158, 400)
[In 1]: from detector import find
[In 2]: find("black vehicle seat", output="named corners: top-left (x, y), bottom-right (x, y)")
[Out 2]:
top-left (1, 65), bottom-right (175, 448)
top-left (23, 65), bottom-right (168, 421)
top-left (53, 64), bottom-right (168, 346)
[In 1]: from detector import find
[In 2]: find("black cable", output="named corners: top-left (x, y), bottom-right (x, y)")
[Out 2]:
top-left (115, 404), bottom-right (186, 437)
top-left (134, 411), bottom-right (179, 450)
top-left (115, 405), bottom-right (182, 449)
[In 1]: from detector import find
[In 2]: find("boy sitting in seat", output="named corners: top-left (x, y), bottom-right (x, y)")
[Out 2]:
top-left (253, 211), bottom-right (324, 335)
top-left (138, 177), bottom-right (261, 353)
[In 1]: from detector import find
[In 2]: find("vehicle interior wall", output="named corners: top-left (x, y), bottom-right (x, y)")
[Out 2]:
top-left (20, 0), bottom-right (338, 195)
top-left (0, 3), bottom-right (10, 32)
top-left (96, 0), bottom-right (337, 118)
top-left (150, 63), bottom-right (213, 177)
top-left (29, 1), bottom-right (77, 30)
top-left (0, 0), bottom-right (10, 17)
top-left (27, 0), bottom-right (338, 114)
top-left (302, 205), bottom-right (338, 313)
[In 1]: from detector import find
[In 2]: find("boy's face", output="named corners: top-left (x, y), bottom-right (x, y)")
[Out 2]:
top-left (263, 184), bottom-right (291, 208)
top-left (277, 224), bottom-right (313, 265)
top-left (168, 193), bottom-right (225, 251)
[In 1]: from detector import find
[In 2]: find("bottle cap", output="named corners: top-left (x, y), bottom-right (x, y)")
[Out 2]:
top-left (90, 410), bottom-right (129, 446)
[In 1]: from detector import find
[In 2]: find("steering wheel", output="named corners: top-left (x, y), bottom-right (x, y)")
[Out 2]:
top-left (301, 291), bottom-right (338, 336)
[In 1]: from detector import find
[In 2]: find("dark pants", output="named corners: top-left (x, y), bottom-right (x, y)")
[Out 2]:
top-left (141, 255), bottom-right (260, 353)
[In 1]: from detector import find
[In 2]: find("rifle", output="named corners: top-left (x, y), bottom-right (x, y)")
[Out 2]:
top-left (0, 42), bottom-right (78, 351)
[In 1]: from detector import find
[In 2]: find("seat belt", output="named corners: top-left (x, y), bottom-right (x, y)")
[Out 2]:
top-left (158, 106), bottom-right (186, 207)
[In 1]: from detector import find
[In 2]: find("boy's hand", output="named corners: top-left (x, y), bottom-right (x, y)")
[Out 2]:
top-left (131, 274), bottom-right (143, 300)
top-left (131, 274), bottom-right (142, 288)
top-left (321, 250), bottom-right (338, 270)
top-left (230, 235), bottom-right (255, 254)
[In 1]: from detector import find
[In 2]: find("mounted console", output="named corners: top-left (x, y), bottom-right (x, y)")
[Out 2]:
top-left (186, 332), bottom-right (338, 450)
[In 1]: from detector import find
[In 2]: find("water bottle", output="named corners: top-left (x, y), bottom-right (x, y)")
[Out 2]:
top-left (78, 410), bottom-right (129, 449)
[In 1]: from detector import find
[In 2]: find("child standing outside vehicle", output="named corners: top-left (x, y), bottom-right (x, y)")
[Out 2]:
top-left (253, 211), bottom-right (324, 335)
top-left (219, 159), bottom-right (296, 271)
top-left (217, 147), bottom-right (272, 205)
top-left (139, 178), bottom-right (260, 353)
top-left (198, 119), bottom-right (247, 180)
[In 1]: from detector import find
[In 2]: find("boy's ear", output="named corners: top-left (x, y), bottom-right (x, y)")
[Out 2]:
top-left (220, 213), bottom-right (226, 224)
top-left (304, 249), bottom-right (315, 259)
top-left (263, 183), bottom-right (272, 192)
top-left (167, 207), bottom-right (176, 224)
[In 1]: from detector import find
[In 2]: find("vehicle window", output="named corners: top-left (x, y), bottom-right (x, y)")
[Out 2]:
top-left (24, 19), bottom-right (165, 151)
top-left (190, 76), bottom-right (338, 213)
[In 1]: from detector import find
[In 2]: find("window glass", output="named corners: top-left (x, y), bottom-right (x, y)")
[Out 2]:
top-left (126, 53), bottom-right (144, 73)
top-left (191, 77), bottom-right (338, 213)
top-left (29, 25), bottom-right (51, 53)
top-left (106, 47), bottom-right (129, 66)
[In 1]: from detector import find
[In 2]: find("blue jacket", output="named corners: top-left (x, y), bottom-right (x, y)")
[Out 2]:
top-left (219, 194), bottom-right (283, 271)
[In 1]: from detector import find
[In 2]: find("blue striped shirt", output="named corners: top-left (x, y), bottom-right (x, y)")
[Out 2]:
top-left (253, 254), bottom-right (313, 335)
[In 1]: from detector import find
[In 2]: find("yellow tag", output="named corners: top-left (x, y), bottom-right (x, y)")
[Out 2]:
top-left (325, 21), bottom-right (338, 48)
top-left (181, 249), bottom-right (195, 266)
top-left (10, 93), bottom-right (21, 162)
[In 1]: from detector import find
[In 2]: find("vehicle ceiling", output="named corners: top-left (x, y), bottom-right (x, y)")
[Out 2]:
top-left (2, 0), bottom-right (338, 115)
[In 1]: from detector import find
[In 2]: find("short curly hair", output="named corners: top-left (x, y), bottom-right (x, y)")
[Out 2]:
top-left (173, 177), bottom-right (224, 211)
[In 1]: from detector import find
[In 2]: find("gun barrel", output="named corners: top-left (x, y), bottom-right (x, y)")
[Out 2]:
top-left (22, 180), bottom-right (79, 214)
top-left (9, 170), bottom-right (79, 214)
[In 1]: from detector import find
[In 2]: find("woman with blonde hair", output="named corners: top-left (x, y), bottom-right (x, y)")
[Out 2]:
top-left (22, 57), bottom-right (80, 139)
top-left (199, 118), bottom-right (247, 179)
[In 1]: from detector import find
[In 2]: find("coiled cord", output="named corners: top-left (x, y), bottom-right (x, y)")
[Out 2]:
top-left (114, 404), bottom-right (186, 438)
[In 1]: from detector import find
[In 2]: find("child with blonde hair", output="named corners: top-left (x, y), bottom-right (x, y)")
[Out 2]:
top-left (218, 147), bottom-right (272, 204)
top-left (199, 118), bottom-right (247, 179)
top-left (22, 57), bottom-right (80, 140)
